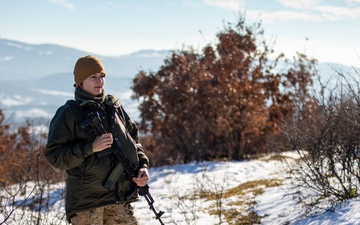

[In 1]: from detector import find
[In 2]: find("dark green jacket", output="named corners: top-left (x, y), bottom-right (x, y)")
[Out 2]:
top-left (45, 89), bottom-right (149, 222)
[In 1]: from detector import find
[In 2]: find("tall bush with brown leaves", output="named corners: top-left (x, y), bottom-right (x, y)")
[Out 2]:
top-left (0, 110), bottom-right (63, 185)
top-left (0, 109), bottom-right (66, 224)
top-left (132, 16), bottom-right (317, 166)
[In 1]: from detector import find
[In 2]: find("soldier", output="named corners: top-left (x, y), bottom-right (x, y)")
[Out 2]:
top-left (45, 55), bottom-right (150, 224)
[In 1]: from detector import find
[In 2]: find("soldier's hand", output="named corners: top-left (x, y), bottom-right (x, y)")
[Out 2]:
top-left (133, 167), bottom-right (150, 187)
top-left (92, 133), bottom-right (113, 152)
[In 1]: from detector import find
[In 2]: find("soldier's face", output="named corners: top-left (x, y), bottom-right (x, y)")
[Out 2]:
top-left (81, 72), bottom-right (106, 96)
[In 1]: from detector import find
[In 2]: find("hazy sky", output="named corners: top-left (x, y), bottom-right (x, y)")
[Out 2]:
top-left (1, 0), bottom-right (359, 66)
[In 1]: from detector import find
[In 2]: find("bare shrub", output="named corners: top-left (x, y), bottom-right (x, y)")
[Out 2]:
top-left (282, 66), bottom-right (360, 208)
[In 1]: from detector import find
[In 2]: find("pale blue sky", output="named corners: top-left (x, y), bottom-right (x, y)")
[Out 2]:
top-left (1, 0), bottom-right (359, 66)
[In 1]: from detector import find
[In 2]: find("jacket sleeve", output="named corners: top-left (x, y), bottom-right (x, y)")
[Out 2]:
top-left (122, 106), bottom-right (149, 169)
top-left (45, 104), bottom-right (94, 170)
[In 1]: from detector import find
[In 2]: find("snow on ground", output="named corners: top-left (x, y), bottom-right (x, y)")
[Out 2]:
top-left (134, 151), bottom-right (360, 225)
top-left (1, 151), bottom-right (360, 224)
top-left (135, 154), bottom-right (288, 225)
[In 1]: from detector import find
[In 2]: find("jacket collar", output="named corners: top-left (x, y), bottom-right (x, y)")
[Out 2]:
top-left (75, 86), bottom-right (106, 107)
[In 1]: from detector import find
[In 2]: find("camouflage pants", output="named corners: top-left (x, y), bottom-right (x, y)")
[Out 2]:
top-left (70, 203), bottom-right (140, 225)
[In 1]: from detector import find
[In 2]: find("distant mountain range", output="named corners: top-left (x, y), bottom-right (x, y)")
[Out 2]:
top-left (0, 38), bottom-right (358, 128)
top-left (0, 38), bottom-right (169, 80)
top-left (0, 38), bottom-right (168, 126)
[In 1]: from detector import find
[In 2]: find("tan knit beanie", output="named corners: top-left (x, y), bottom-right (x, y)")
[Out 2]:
top-left (73, 55), bottom-right (106, 86)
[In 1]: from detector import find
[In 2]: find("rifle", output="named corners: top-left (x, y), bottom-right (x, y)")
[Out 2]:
top-left (80, 111), bottom-right (165, 225)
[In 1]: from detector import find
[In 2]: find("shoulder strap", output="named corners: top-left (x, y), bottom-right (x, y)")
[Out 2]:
top-left (65, 100), bottom-right (88, 122)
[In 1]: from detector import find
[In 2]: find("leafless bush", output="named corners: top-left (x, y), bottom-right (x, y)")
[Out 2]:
top-left (282, 66), bottom-right (360, 207)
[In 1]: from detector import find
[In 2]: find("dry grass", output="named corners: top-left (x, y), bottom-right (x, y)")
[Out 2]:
top-left (173, 154), bottom-right (288, 224)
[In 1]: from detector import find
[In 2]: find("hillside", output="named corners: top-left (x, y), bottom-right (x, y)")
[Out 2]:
top-left (1, 152), bottom-right (359, 224)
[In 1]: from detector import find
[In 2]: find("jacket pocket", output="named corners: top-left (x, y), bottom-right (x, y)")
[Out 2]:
top-left (79, 155), bottom-right (96, 173)
top-left (117, 177), bottom-right (137, 201)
